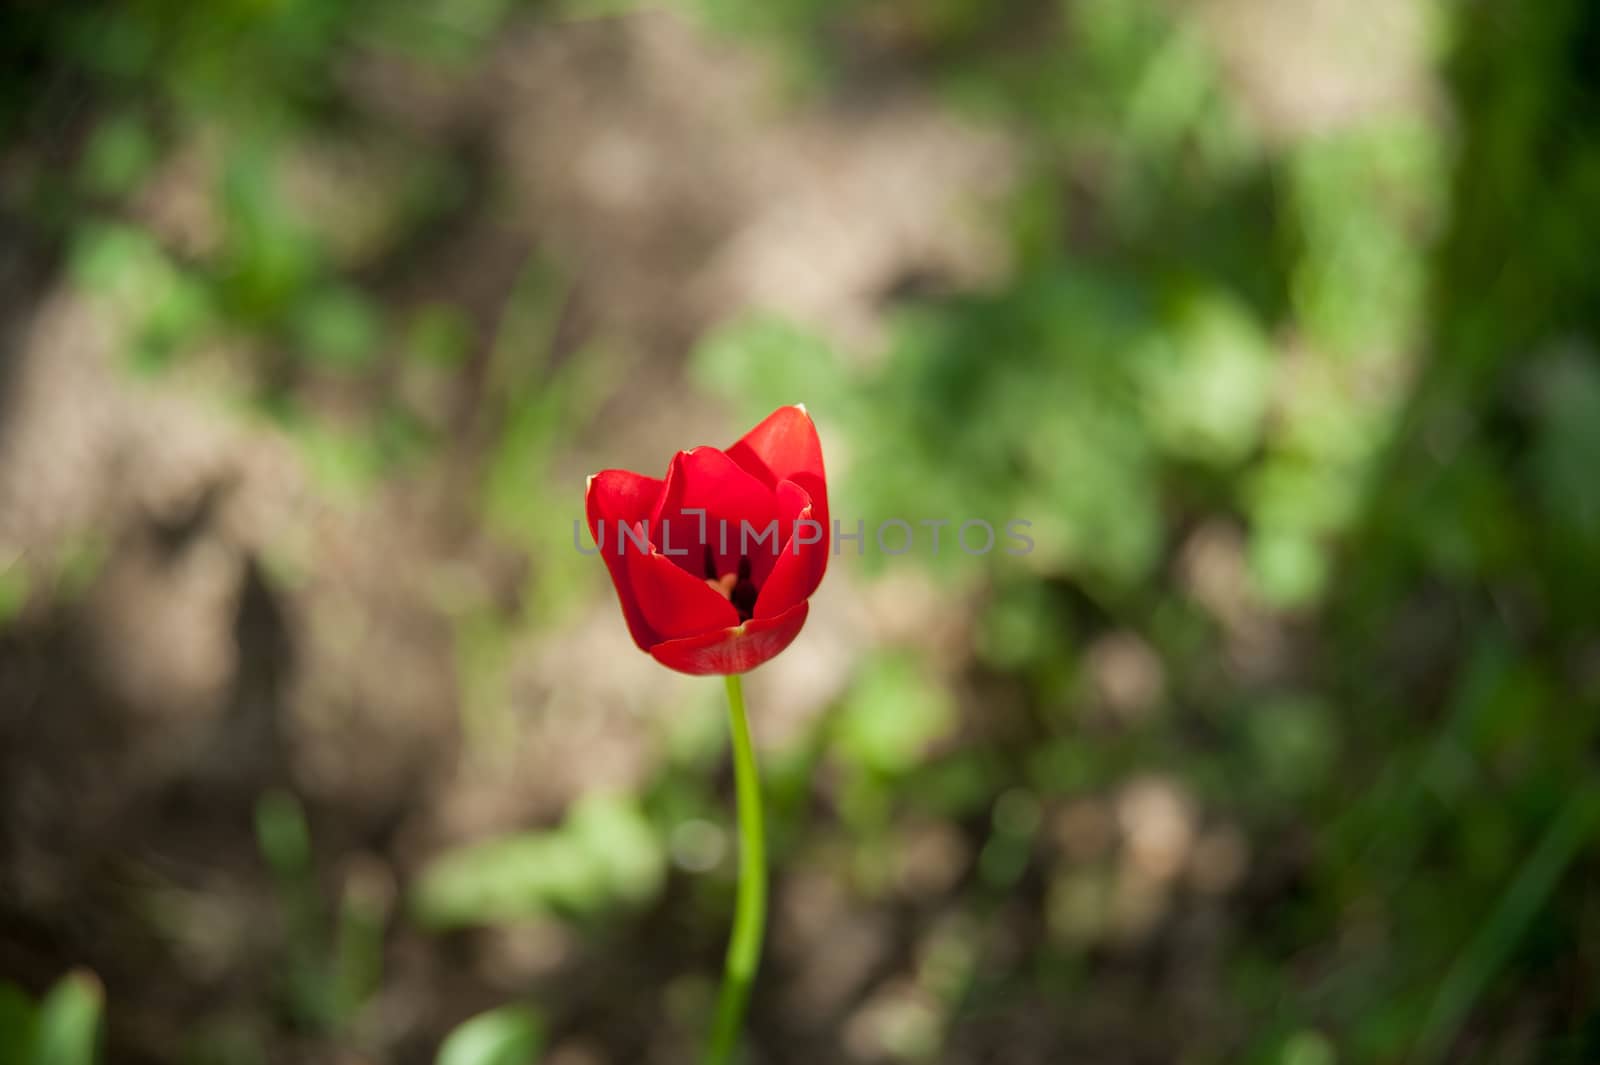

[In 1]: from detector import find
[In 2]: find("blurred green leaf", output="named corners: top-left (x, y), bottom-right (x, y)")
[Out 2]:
top-left (412, 795), bottom-right (664, 928)
top-left (1279, 1031), bottom-right (1336, 1065)
top-left (436, 1005), bottom-right (543, 1065)
top-left (0, 984), bottom-right (38, 1065)
top-left (217, 145), bottom-right (322, 323)
top-left (405, 303), bottom-right (475, 367)
top-left (53, 537), bottom-right (106, 601)
top-left (835, 655), bottom-right (956, 776)
top-left (1249, 528), bottom-right (1326, 608)
top-left (0, 564), bottom-right (29, 624)
top-left (1531, 347), bottom-right (1600, 543)
top-left (364, 0), bottom-right (523, 66)
top-left (69, 223), bottom-right (166, 296)
top-left (256, 790), bottom-right (312, 880)
top-left (78, 114), bottom-right (158, 198)
top-left (566, 794), bottom-right (670, 906)
top-left (690, 314), bottom-right (851, 423)
top-left (1138, 286), bottom-right (1274, 466)
top-left (292, 286), bottom-right (381, 369)
top-left (287, 415), bottom-right (387, 496)
top-left (1415, 790), bottom-right (1600, 1063)
top-left (1247, 696), bottom-right (1338, 798)
top-left (33, 971), bottom-right (102, 1065)
top-left (333, 863), bottom-right (392, 1025)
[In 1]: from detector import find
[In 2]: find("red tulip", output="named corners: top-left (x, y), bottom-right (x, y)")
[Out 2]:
top-left (586, 405), bottom-right (829, 675)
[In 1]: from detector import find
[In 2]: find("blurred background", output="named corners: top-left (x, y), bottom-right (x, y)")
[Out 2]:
top-left (2, 0), bottom-right (1599, 1062)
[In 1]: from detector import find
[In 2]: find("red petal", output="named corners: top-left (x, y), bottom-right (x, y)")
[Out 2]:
top-left (726, 405), bottom-right (827, 506)
top-left (626, 550), bottom-right (740, 641)
top-left (652, 446), bottom-right (778, 580)
top-left (753, 480), bottom-right (828, 618)
top-left (586, 469), bottom-right (666, 651)
top-left (744, 473), bottom-right (803, 589)
top-left (648, 601), bottom-right (810, 675)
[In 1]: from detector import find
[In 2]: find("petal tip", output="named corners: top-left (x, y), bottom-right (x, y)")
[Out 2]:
top-left (792, 402), bottom-right (809, 416)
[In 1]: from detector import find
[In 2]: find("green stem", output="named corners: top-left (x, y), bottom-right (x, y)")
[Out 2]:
top-left (704, 673), bottom-right (766, 1065)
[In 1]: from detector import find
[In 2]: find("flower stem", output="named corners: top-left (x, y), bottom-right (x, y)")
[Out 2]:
top-left (704, 673), bottom-right (766, 1065)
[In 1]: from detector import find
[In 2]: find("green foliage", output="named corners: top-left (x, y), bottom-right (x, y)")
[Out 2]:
top-left (77, 115), bottom-right (159, 198)
top-left (691, 315), bottom-right (855, 419)
top-left (0, 563), bottom-right (28, 624)
top-left (256, 789), bottom-right (313, 881)
top-left (412, 794), bottom-right (665, 928)
top-left (31, 975), bottom-right (102, 1065)
top-left (405, 304), bottom-right (477, 367)
top-left (436, 1005), bottom-right (544, 1065)
top-left (253, 790), bottom-right (390, 1035)
top-left (832, 655), bottom-right (956, 776)
top-left (1136, 286), bottom-right (1274, 466)
top-left (0, 972), bottom-right (103, 1065)
top-left (291, 286), bottom-right (382, 369)
top-left (1243, 695), bottom-right (1338, 801)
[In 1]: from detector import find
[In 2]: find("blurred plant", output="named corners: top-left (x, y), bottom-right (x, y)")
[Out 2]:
top-left (255, 789), bottom-right (392, 1038)
top-left (435, 1004), bottom-right (545, 1065)
top-left (0, 971), bottom-right (103, 1065)
top-left (412, 792), bottom-right (665, 928)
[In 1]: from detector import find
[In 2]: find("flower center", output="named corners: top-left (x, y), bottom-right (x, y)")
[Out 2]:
top-left (704, 547), bottom-right (759, 622)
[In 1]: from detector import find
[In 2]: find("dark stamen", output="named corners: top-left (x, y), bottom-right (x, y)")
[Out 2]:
top-left (730, 555), bottom-right (758, 621)
top-left (703, 544), bottom-right (718, 580)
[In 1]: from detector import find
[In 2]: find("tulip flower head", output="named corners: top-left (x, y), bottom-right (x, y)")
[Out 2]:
top-left (586, 405), bottom-right (828, 675)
